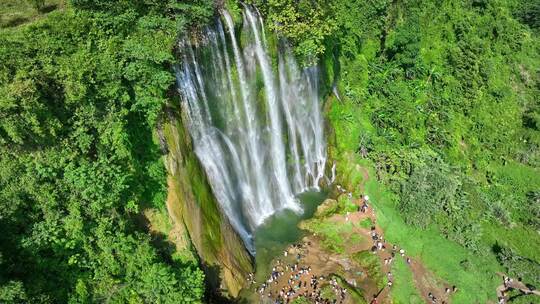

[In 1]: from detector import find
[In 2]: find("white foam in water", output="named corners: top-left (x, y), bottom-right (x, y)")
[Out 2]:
top-left (176, 6), bottom-right (329, 253)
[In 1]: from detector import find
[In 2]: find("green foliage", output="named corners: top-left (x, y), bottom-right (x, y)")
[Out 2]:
top-left (314, 199), bottom-right (338, 218)
top-left (252, 0), bottom-right (337, 63)
top-left (337, 195), bottom-right (359, 214)
top-left (352, 251), bottom-right (384, 289)
top-left (495, 245), bottom-right (540, 287)
top-left (0, 281), bottom-right (27, 303)
top-left (363, 168), bottom-right (502, 303)
top-left (313, 0), bottom-right (540, 300)
top-left (300, 218), bottom-right (354, 254)
top-left (358, 218), bottom-right (373, 229)
top-left (291, 296), bottom-right (310, 304)
top-left (0, 0), bottom-right (213, 302)
top-left (320, 285), bottom-right (337, 301)
top-left (398, 152), bottom-right (461, 229)
top-left (513, 0), bottom-right (540, 31)
top-left (390, 258), bottom-right (423, 304)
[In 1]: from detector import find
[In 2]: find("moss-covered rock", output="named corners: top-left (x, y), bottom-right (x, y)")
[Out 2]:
top-left (159, 103), bottom-right (253, 298)
top-left (314, 198), bottom-right (338, 218)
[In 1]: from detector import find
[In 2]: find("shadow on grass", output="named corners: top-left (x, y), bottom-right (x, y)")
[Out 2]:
top-left (39, 4), bottom-right (57, 14)
top-left (1, 17), bottom-right (29, 28)
top-left (0, 4), bottom-right (58, 28)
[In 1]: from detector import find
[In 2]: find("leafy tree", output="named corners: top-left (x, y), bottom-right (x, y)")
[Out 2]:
top-left (262, 0), bottom-right (539, 269)
top-left (495, 245), bottom-right (540, 286)
top-left (0, 281), bottom-right (27, 303)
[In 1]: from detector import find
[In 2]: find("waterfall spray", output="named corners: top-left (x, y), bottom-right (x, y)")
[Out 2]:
top-left (176, 6), bottom-right (329, 252)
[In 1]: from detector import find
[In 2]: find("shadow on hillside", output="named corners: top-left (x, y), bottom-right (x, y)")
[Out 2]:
top-left (39, 4), bottom-right (57, 14)
top-left (2, 17), bottom-right (29, 28)
top-left (0, 4), bottom-right (59, 29)
top-left (202, 264), bottom-right (251, 304)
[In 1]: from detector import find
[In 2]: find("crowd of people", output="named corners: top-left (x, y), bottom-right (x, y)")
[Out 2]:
top-left (251, 244), bottom-right (350, 304)
top-left (251, 186), bottom-right (460, 304)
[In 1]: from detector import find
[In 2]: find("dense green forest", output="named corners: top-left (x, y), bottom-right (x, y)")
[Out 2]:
top-left (1, 0), bottom-right (539, 303)
top-left (0, 0), bottom-right (214, 302)
top-left (255, 0), bottom-right (539, 302)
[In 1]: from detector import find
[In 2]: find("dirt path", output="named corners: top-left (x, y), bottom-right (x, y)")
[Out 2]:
top-left (253, 165), bottom-right (454, 304)
top-left (495, 273), bottom-right (540, 303)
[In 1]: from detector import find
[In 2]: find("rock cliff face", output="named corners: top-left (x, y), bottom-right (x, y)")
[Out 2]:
top-left (159, 104), bottom-right (252, 298)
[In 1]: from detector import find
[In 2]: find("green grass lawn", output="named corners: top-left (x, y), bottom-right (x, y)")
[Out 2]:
top-left (0, 0), bottom-right (63, 28)
top-left (390, 258), bottom-right (423, 304)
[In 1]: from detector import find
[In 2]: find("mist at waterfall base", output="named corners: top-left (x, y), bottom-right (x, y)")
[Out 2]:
top-left (176, 6), bottom-right (330, 254)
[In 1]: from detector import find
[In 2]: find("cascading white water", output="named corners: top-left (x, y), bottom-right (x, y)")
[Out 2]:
top-left (176, 6), bottom-right (328, 252)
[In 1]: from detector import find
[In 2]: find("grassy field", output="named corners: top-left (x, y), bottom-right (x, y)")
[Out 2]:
top-left (363, 164), bottom-right (502, 303)
top-left (390, 258), bottom-right (423, 304)
top-left (0, 0), bottom-right (64, 28)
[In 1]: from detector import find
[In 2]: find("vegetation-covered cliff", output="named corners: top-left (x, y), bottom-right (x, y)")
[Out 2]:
top-left (160, 103), bottom-right (252, 298)
top-left (0, 0), bottom-right (216, 302)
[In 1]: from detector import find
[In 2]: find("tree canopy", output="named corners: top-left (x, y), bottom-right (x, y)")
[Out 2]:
top-left (0, 0), bottom-right (213, 302)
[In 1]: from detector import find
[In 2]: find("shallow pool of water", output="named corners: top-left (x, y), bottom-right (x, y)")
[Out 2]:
top-left (252, 190), bottom-right (327, 282)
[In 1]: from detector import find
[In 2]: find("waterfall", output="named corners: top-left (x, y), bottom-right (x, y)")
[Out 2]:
top-left (176, 6), bottom-right (328, 252)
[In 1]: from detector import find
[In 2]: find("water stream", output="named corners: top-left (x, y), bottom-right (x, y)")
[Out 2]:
top-left (175, 6), bottom-right (328, 253)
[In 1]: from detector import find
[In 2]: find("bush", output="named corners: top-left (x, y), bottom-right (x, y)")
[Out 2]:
top-left (495, 245), bottom-right (540, 286)
top-left (398, 153), bottom-right (461, 229)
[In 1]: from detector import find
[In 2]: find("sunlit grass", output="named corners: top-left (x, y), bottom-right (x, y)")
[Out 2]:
top-left (300, 218), bottom-right (354, 254)
top-left (0, 0), bottom-right (63, 28)
top-left (390, 257), bottom-right (423, 303)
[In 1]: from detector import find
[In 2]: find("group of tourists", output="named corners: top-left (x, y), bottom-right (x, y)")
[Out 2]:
top-left (359, 195), bottom-right (369, 213)
top-left (253, 243), bottom-right (350, 304)
top-left (426, 285), bottom-right (456, 304)
top-left (496, 275), bottom-right (538, 304)
top-left (253, 185), bottom-right (463, 304)
top-left (270, 274), bottom-right (348, 304)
